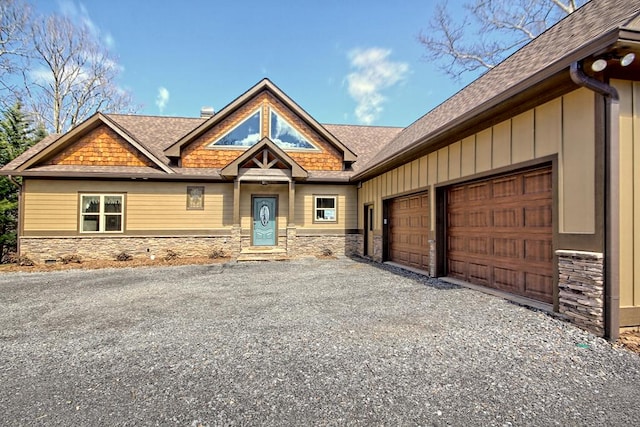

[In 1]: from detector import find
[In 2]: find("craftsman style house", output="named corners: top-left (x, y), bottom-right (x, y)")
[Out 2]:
top-left (3, 0), bottom-right (640, 339)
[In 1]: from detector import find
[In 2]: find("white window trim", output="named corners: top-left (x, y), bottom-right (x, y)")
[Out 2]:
top-left (314, 195), bottom-right (337, 223)
top-left (80, 194), bottom-right (125, 233)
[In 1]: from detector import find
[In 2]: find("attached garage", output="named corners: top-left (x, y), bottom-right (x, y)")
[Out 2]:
top-left (388, 192), bottom-right (430, 271)
top-left (446, 167), bottom-right (553, 304)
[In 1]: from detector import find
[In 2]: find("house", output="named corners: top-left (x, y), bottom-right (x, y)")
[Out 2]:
top-left (2, 0), bottom-right (639, 339)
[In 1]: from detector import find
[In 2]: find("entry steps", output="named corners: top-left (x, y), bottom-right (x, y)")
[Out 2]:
top-left (236, 246), bottom-right (289, 262)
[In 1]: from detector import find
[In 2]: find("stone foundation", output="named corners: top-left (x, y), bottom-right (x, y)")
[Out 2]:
top-left (291, 233), bottom-right (361, 258)
top-left (557, 250), bottom-right (605, 336)
top-left (373, 235), bottom-right (383, 263)
top-left (20, 235), bottom-right (233, 263)
top-left (20, 231), bottom-right (363, 263)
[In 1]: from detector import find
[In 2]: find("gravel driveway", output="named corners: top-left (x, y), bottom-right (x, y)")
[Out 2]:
top-left (1, 257), bottom-right (640, 426)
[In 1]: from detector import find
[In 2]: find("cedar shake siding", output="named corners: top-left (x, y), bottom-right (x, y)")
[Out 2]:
top-left (46, 125), bottom-right (155, 168)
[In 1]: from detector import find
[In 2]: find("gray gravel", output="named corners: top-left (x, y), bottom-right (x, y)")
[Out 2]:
top-left (1, 257), bottom-right (640, 426)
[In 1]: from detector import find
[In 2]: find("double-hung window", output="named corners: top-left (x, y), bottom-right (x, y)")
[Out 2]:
top-left (314, 196), bottom-right (337, 222)
top-left (80, 194), bottom-right (124, 233)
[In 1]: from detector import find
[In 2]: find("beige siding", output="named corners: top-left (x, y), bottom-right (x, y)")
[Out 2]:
top-left (240, 183), bottom-right (289, 230)
top-left (23, 180), bottom-right (234, 233)
top-left (294, 184), bottom-right (357, 229)
top-left (358, 88), bottom-right (598, 239)
top-left (562, 89), bottom-right (595, 233)
top-left (615, 79), bottom-right (640, 309)
top-left (492, 120), bottom-right (511, 168)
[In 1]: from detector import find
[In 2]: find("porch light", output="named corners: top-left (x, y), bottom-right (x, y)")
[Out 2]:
top-left (591, 52), bottom-right (636, 72)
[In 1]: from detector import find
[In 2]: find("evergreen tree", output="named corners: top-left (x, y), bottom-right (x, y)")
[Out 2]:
top-left (0, 101), bottom-right (44, 261)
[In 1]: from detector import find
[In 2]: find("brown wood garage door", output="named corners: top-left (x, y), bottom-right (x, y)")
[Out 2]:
top-left (447, 167), bottom-right (553, 303)
top-left (388, 192), bottom-right (430, 271)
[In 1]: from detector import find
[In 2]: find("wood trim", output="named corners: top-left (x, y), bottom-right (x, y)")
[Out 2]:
top-left (21, 229), bottom-right (232, 238)
top-left (295, 229), bottom-right (360, 236)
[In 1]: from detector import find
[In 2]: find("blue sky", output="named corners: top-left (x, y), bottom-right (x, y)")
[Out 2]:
top-left (33, 0), bottom-right (472, 128)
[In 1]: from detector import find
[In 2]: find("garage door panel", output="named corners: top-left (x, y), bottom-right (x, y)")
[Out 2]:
top-left (524, 239), bottom-right (553, 262)
top-left (447, 166), bottom-right (553, 303)
top-left (389, 192), bottom-right (430, 271)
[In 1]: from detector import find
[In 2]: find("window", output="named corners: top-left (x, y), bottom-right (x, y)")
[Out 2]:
top-left (80, 194), bottom-right (124, 233)
top-left (209, 110), bottom-right (261, 147)
top-left (270, 109), bottom-right (317, 150)
top-left (187, 186), bottom-right (204, 210)
top-left (314, 196), bottom-right (337, 222)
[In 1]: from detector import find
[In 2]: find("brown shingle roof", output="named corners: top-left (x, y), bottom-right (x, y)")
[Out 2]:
top-left (357, 0), bottom-right (640, 178)
top-left (106, 114), bottom-right (205, 164)
top-left (2, 133), bottom-right (61, 171)
top-left (323, 124), bottom-right (402, 173)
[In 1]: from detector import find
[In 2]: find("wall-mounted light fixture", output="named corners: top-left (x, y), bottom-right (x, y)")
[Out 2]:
top-left (591, 52), bottom-right (636, 72)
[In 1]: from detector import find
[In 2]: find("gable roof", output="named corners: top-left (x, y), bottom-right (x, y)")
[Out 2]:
top-left (9, 113), bottom-right (175, 174)
top-left (353, 0), bottom-right (640, 181)
top-left (164, 78), bottom-right (357, 162)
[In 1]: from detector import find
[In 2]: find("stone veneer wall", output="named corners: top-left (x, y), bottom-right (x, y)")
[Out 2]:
top-left (20, 236), bottom-right (233, 263)
top-left (291, 233), bottom-right (361, 257)
top-left (556, 249), bottom-right (605, 336)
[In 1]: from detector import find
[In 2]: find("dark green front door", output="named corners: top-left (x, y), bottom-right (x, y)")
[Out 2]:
top-left (252, 196), bottom-right (277, 246)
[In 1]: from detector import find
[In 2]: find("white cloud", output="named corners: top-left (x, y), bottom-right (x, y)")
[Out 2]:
top-left (58, 0), bottom-right (115, 48)
top-left (346, 48), bottom-right (409, 125)
top-left (155, 87), bottom-right (170, 113)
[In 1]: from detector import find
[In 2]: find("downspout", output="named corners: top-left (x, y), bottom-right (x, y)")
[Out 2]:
top-left (569, 61), bottom-right (620, 341)
top-left (7, 175), bottom-right (23, 258)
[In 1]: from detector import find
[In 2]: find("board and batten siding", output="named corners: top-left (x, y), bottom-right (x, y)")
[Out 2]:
top-left (615, 79), bottom-right (640, 323)
top-left (359, 87), bottom-right (596, 239)
top-left (22, 179), bottom-right (234, 234)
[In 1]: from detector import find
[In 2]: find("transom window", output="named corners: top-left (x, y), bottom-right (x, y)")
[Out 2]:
top-left (314, 196), bottom-right (337, 222)
top-left (210, 110), bottom-right (261, 147)
top-left (80, 194), bottom-right (124, 233)
top-left (270, 109), bottom-right (317, 150)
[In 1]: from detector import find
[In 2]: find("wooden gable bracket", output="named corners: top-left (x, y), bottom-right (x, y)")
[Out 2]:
top-left (220, 137), bottom-right (308, 180)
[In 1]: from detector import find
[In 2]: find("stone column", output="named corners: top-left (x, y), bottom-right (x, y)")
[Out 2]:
top-left (556, 250), bottom-right (605, 336)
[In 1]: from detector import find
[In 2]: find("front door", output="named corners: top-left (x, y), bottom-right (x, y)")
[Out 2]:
top-left (252, 196), bottom-right (277, 246)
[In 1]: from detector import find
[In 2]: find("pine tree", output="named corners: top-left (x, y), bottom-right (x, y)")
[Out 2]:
top-left (0, 101), bottom-right (45, 261)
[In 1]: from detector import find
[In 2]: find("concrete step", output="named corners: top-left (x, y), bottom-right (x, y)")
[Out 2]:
top-left (236, 247), bottom-right (289, 262)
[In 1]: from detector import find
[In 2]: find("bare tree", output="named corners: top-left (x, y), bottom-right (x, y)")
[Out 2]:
top-left (418, 0), bottom-right (585, 80)
top-left (0, 0), bottom-right (30, 101)
top-left (25, 14), bottom-right (134, 133)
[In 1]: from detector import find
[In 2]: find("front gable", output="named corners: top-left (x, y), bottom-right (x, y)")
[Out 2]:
top-left (168, 79), bottom-right (356, 172)
top-left (15, 113), bottom-right (172, 173)
top-left (46, 124), bottom-right (153, 167)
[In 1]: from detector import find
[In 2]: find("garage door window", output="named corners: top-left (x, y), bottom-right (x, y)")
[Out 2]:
top-left (314, 196), bottom-right (337, 222)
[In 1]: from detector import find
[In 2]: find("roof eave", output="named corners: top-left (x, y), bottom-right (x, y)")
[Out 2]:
top-left (352, 28), bottom-right (624, 182)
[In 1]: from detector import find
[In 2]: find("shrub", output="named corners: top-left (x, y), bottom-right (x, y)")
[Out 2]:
top-left (61, 254), bottom-right (82, 264)
top-left (209, 248), bottom-right (225, 259)
top-left (321, 248), bottom-right (333, 257)
top-left (9, 254), bottom-right (35, 266)
top-left (115, 251), bottom-right (132, 262)
top-left (164, 249), bottom-right (179, 261)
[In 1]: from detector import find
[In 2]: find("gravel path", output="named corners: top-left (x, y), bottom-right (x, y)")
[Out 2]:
top-left (1, 257), bottom-right (639, 426)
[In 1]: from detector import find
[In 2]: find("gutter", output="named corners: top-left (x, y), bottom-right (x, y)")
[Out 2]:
top-left (569, 61), bottom-right (620, 341)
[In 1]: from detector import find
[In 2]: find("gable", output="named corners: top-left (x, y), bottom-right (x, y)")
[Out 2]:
top-left (44, 124), bottom-right (155, 168)
top-left (181, 91), bottom-right (344, 171)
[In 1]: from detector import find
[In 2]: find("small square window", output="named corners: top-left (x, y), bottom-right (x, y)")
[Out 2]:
top-left (187, 186), bottom-right (205, 210)
top-left (314, 196), bottom-right (337, 222)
